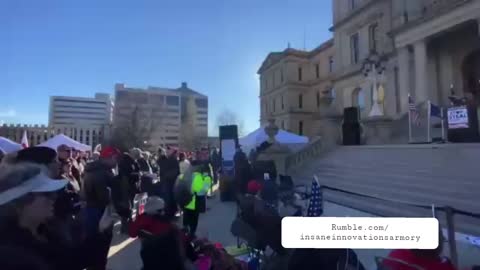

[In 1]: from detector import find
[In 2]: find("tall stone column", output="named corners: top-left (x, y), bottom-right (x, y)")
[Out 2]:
top-left (397, 46), bottom-right (410, 113)
top-left (414, 40), bottom-right (429, 102)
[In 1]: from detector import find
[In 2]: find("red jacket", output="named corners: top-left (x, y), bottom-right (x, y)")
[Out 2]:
top-left (128, 214), bottom-right (175, 238)
top-left (383, 249), bottom-right (457, 270)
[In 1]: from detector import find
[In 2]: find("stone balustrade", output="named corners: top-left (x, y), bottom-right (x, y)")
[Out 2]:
top-left (285, 137), bottom-right (325, 173)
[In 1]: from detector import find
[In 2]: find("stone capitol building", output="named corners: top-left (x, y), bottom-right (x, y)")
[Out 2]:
top-left (258, 0), bottom-right (480, 145)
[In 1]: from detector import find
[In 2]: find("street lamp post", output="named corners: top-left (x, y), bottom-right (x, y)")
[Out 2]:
top-left (362, 51), bottom-right (387, 117)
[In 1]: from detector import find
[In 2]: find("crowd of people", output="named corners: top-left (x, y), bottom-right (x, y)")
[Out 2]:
top-left (0, 143), bottom-right (240, 270)
top-left (0, 142), bottom-right (477, 270)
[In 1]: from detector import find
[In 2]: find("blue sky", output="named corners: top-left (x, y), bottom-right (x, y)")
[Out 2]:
top-left (0, 0), bottom-right (332, 135)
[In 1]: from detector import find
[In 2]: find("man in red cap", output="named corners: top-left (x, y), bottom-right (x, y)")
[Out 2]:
top-left (83, 146), bottom-right (120, 270)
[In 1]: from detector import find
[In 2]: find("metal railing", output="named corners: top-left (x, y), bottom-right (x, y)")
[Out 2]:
top-left (296, 183), bottom-right (480, 268)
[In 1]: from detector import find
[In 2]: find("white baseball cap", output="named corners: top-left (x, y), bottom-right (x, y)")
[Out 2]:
top-left (144, 196), bottom-right (165, 214)
top-left (0, 173), bottom-right (68, 205)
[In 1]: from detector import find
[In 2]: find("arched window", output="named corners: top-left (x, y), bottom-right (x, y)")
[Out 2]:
top-left (352, 88), bottom-right (365, 109)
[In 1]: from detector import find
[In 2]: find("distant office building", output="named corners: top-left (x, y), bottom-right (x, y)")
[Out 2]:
top-left (177, 83), bottom-right (209, 149)
top-left (113, 82), bottom-right (208, 149)
top-left (49, 93), bottom-right (113, 147)
top-left (0, 124), bottom-right (55, 146)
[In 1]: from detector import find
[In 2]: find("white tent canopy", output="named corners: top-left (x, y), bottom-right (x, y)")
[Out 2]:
top-left (0, 137), bottom-right (22, 154)
top-left (239, 127), bottom-right (309, 152)
top-left (38, 134), bottom-right (91, 152)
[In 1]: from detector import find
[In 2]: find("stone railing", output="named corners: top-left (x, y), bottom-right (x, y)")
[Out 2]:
top-left (392, 0), bottom-right (470, 29)
top-left (422, 0), bottom-right (470, 14)
top-left (285, 137), bottom-right (325, 173)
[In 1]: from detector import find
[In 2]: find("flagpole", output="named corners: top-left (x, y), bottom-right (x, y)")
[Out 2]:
top-left (441, 108), bottom-right (445, 142)
top-left (427, 100), bottom-right (431, 143)
top-left (408, 94), bottom-right (412, 143)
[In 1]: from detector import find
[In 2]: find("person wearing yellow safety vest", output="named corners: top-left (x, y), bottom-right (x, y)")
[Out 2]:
top-left (182, 163), bottom-right (211, 237)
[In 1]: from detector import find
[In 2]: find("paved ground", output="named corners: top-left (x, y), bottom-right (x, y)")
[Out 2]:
top-left (107, 193), bottom-right (480, 270)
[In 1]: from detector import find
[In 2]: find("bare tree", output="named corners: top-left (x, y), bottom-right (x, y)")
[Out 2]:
top-left (215, 108), bottom-right (245, 136)
top-left (111, 105), bottom-right (155, 151)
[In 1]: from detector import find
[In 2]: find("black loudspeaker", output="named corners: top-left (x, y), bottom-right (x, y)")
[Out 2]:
top-left (219, 125), bottom-right (238, 142)
top-left (342, 123), bottom-right (361, 145)
top-left (344, 107), bottom-right (360, 124)
top-left (219, 125), bottom-right (239, 202)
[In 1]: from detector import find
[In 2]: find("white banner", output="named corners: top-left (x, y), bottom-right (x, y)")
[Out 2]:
top-left (281, 217), bottom-right (439, 249)
top-left (447, 106), bottom-right (469, 129)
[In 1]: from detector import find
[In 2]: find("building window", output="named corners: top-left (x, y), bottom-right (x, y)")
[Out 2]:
top-left (280, 68), bottom-right (284, 82)
top-left (350, 33), bottom-right (360, 64)
top-left (281, 95), bottom-right (284, 110)
top-left (350, 0), bottom-right (358, 10)
top-left (166, 96), bottom-right (180, 106)
top-left (195, 98), bottom-right (208, 108)
top-left (273, 71), bottom-right (276, 87)
top-left (369, 23), bottom-right (379, 52)
top-left (298, 94), bottom-right (303, 109)
top-left (329, 56), bottom-right (334, 73)
top-left (273, 99), bottom-right (276, 112)
top-left (315, 64), bottom-right (320, 78)
top-left (266, 77), bottom-right (269, 89)
top-left (281, 120), bottom-right (285, 129)
top-left (298, 67), bottom-right (303, 81)
top-left (298, 121), bottom-right (304, 136)
top-left (316, 92), bottom-right (320, 107)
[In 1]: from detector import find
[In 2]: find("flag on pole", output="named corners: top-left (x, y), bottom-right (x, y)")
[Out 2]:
top-left (306, 175), bottom-right (323, 217)
top-left (408, 94), bottom-right (420, 126)
top-left (21, 130), bottom-right (29, 148)
top-left (429, 102), bottom-right (442, 119)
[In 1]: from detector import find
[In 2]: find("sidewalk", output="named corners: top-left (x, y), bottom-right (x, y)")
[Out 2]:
top-left (107, 195), bottom-right (480, 270)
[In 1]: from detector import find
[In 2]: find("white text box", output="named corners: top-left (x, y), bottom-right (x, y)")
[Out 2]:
top-left (281, 217), bottom-right (439, 249)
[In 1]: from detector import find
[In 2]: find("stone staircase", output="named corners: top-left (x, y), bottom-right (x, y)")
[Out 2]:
top-left (292, 144), bottom-right (480, 236)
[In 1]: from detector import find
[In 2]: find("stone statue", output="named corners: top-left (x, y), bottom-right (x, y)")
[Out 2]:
top-left (264, 118), bottom-right (279, 144)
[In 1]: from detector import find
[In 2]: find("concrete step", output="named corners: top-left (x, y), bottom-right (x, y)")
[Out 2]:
top-left (292, 144), bottom-right (480, 236)
top-left (322, 191), bottom-right (480, 236)
top-left (311, 171), bottom-right (476, 200)
top-left (296, 168), bottom-right (480, 194)
top-left (297, 174), bottom-right (478, 213)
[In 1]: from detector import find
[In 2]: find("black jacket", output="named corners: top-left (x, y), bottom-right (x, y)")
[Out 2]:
top-left (83, 160), bottom-right (114, 209)
top-left (0, 221), bottom-right (93, 270)
top-left (158, 155), bottom-right (180, 186)
top-left (137, 157), bottom-right (151, 173)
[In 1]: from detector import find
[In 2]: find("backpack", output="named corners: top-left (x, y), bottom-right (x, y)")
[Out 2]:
top-left (174, 170), bottom-right (194, 208)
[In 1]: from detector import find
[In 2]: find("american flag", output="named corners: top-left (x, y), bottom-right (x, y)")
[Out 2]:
top-left (306, 176), bottom-right (323, 217)
top-left (408, 94), bottom-right (420, 126)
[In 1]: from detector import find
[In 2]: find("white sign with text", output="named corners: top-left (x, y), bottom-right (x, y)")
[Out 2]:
top-left (447, 106), bottom-right (469, 129)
